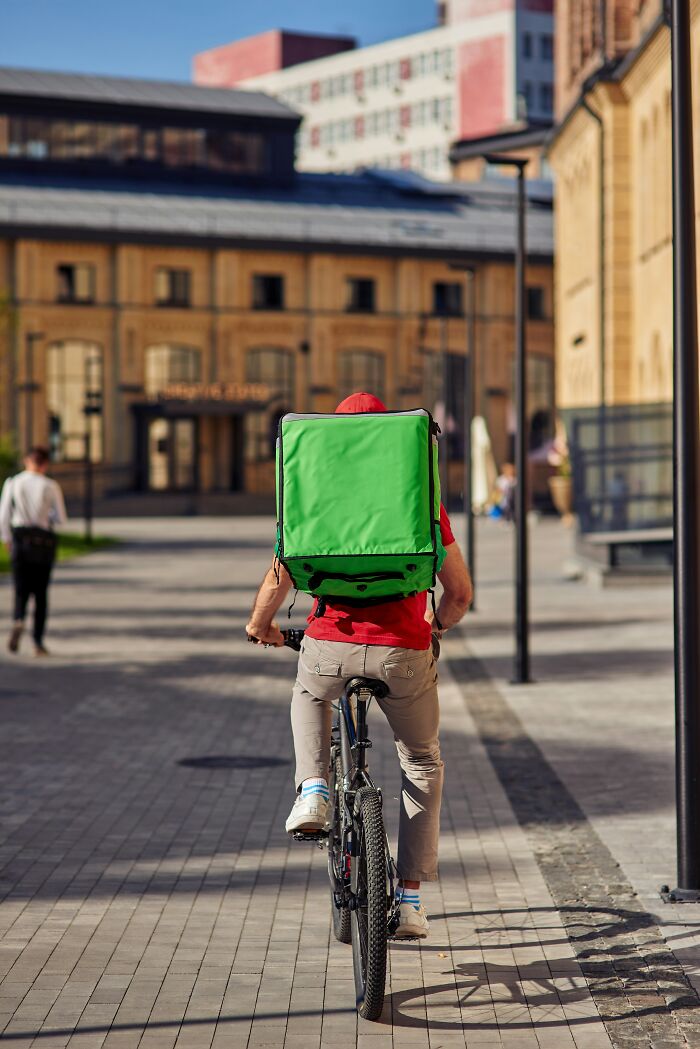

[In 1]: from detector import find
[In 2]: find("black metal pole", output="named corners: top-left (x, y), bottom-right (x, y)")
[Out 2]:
top-left (84, 427), bottom-right (93, 543)
top-left (440, 315), bottom-right (450, 509)
top-left (464, 269), bottom-right (476, 608)
top-left (25, 332), bottom-right (33, 452)
top-left (513, 164), bottom-right (530, 684)
top-left (667, 0), bottom-right (700, 900)
top-left (481, 153), bottom-right (531, 683)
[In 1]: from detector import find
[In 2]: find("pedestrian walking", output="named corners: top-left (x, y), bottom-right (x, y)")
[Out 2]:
top-left (0, 447), bottom-right (67, 656)
top-left (494, 461), bottom-right (517, 522)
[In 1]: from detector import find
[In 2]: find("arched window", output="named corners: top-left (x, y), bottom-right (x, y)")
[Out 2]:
top-left (338, 350), bottom-right (386, 404)
top-left (245, 348), bottom-right (295, 461)
top-left (144, 344), bottom-right (201, 397)
top-left (46, 340), bottom-right (103, 462)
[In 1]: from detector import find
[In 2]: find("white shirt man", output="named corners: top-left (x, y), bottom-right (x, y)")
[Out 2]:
top-left (0, 448), bottom-right (67, 655)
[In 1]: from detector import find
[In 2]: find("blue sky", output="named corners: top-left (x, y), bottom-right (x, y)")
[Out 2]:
top-left (1, 1), bottom-right (437, 81)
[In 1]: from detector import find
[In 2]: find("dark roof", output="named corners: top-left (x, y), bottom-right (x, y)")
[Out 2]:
top-left (0, 66), bottom-right (298, 121)
top-left (450, 123), bottom-right (553, 163)
top-left (0, 168), bottom-right (553, 260)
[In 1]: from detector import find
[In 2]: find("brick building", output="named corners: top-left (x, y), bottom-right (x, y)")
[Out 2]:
top-left (0, 67), bottom-right (554, 508)
top-left (193, 0), bottom-right (555, 181)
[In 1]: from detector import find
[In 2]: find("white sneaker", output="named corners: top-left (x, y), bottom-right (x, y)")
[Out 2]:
top-left (394, 902), bottom-right (429, 939)
top-left (285, 793), bottom-right (329, 834)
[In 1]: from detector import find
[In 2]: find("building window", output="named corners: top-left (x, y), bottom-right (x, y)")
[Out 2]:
top-left (338, 350), bottom-right (385, 403)
top-left (145, 345), bottom-right (202, 397)
top-left (245, 348), bottom-right (295, 461)
top-left (523, 32), bottom-right (533, 59)
top-left (56, 263), bottom-right (95, 304)
top-left (252, 274), bottom-right (285, 310)
top-left (539, 83), bottom-right (554, 113)
top-left (205, 129), bottom-right (265, 174)
top-left (527, 286), bottom-right (546, 320)
top-left (155, 268), bottom-right (191, 307)
top-left (345, 278), bottom-right (376, 313)
top-left (46, 340), bottom-right (103, 462)
top-left (433, 282), bottom-right (463, 317)
top-left (541, 34), bottom-right (554, 61)
top-left (0, 115), bottom-right (265, 175)
top-left (523, 82), bottom-right (533, 112)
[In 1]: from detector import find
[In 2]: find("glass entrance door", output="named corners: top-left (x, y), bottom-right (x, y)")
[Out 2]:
top-left (148, 418), bottom-right (197, 491)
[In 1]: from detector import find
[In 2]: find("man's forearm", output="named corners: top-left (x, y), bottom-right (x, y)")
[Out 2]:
top-left (248, 566), bottom-right (293, 633)
top-left (435, 590), bottom-right (471, 631)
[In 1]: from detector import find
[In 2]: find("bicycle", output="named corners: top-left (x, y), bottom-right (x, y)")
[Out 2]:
top-left (249, 627), bottom-right (403, 1021)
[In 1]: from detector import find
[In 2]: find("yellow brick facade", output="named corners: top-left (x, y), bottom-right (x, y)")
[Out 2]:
top-left (550, 10), bottom-right (684, 414)
top-left (0, 239), bottom-right (554, 501)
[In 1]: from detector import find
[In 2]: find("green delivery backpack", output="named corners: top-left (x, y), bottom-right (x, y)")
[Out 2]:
top-left (275, 409), bottom-right (447, 605)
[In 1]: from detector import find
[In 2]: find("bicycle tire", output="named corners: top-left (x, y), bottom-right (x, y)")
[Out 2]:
top-left (328, 750), bottom-right (351, 944)
top-left (351, 787), bottom-right (388, 1021)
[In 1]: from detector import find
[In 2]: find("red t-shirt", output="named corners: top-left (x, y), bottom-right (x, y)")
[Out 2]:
top-left (305, 505), bottom-right (455, 651)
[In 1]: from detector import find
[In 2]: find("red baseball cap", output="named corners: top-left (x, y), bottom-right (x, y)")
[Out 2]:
top-left (335, 392), bottom-right (387, 414)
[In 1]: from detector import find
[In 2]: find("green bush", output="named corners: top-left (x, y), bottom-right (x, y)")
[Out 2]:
top-left (0, 435), bottom-right (18, 488)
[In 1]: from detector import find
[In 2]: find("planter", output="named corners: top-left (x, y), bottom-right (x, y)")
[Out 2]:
top-left (548, 474), bottom-right (574, 525)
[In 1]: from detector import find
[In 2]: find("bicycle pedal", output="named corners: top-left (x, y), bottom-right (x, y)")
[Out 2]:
top-left (292, 830), bottom-right (328, 843)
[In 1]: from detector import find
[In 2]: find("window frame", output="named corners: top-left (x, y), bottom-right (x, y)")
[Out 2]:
top-left (527, 285), bottom-right (547, 320)
top-left (154, 267), bottom-right (191, 308)
top-left (252, 273), bottom-right (285, 311)
top-left (56, 262), bottom-right (96, 305)
top-left (432, 281), bottom-right (464, 317)
top-left (345, 277), bottom-right (377, 314)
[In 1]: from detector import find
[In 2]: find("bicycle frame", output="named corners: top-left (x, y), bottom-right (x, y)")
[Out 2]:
top-left (333, 683), bottom-right (397, 908)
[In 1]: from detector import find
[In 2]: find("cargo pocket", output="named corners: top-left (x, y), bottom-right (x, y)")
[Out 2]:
top-left (381, 649), bottom-right (432, 699)
top-left (298, 637), bottom-right (344, 699)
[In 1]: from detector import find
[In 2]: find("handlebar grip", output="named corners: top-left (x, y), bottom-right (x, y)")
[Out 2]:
top-left (246, 629), bottom-right (305, 651)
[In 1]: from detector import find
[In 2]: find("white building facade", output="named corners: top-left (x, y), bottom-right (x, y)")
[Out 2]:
top-left (194, 1), bottom-right (554, 181)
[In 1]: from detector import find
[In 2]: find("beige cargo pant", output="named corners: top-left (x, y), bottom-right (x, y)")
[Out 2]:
top-left (291, 634), bottom-right (444, 882)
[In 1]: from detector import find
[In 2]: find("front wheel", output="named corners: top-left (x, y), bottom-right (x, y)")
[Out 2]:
top-left (351, 787), bottom-right (389, 1021)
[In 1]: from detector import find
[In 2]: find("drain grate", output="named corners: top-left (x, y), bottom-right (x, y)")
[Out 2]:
top-left (178, 755), bottom-right (290, 770)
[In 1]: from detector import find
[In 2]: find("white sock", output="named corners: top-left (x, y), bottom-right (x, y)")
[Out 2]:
top-left (397, 887), bottom-right (421, 912)
top-left (301, 777), bottom-right (328, 801)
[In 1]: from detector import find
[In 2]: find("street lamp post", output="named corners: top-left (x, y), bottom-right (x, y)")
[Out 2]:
top-left (23, 331), bottom-right (44, 451)
top-left (482, 154), bottom-right (531, 683)
top-left (440, 314), bottom-right (450, 508)
top-left (449, 263), bottom-right (477, 608)
top-left (83, 357), bottom-right (103, 544)
top-left (662, 0), bottom-right (700, 903)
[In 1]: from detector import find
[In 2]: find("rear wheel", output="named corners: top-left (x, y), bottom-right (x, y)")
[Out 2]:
top-left (328, 750), bottom-right (351, 944)
top-left (351, 787), bottom-right (388, 1021)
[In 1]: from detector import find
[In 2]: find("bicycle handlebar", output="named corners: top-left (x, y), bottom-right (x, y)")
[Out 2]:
top-left (247, 628), bottom-right (305, 652)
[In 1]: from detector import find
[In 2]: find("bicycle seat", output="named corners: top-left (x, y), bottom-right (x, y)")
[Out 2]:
top-left (346, 677), bottom-right (388, 700)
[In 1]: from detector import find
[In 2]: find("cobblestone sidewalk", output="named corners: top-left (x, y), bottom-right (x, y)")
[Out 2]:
top-left (0, 516), bottom-right (653, 1048)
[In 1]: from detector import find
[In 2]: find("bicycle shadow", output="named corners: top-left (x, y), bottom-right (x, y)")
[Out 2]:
top-left (383, 904), bottom-right (700, 1033)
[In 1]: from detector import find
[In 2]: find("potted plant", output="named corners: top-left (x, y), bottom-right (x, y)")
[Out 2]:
top-left (547, 422), bottom-right (574, 524)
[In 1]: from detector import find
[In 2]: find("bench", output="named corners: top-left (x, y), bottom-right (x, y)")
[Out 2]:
top-left (584, 527), bottom-right (673, 569)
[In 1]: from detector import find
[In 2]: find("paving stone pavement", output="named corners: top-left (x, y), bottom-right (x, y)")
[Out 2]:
top-left (0, 513), bottom-right (686, 1048)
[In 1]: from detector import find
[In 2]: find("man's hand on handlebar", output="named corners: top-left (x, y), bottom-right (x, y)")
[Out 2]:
top-left (246, 620), bottom-right (285, 647)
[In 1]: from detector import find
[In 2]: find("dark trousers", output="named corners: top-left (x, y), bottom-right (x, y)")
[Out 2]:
top-left (12, 558), bottom-right (53, 644)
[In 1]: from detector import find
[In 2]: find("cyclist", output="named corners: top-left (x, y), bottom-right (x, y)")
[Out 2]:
top-left (246, 392), bottom-right (472, 939)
